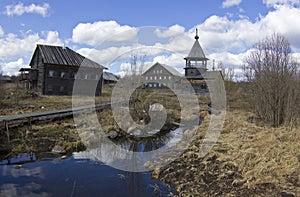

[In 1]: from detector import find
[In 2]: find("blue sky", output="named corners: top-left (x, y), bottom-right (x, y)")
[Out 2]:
top-left (0, 0), bottom-right (300, 77)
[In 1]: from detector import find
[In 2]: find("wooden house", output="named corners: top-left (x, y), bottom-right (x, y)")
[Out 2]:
top-left (24, 44), bottom-right (106, 96)
top-left (103, 72), bottom-right (119, 86)
top-left (142, 62), bottom-right (182, 89)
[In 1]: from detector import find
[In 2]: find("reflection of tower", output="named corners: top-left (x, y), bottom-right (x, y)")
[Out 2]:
top-left (184, 29), bottom-right (209, 94)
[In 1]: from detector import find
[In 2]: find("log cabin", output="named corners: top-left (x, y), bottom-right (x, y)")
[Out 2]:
top-left (23, 44), bottom-right (106, 96)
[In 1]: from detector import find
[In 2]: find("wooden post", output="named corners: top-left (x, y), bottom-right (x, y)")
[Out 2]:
top-left (28, 117), bottom-right (32, 131)
top-left (4, 121), bottom-right (10, 144)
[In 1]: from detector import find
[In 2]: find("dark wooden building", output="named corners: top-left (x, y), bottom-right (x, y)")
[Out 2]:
top-left (183, 29), bottom-right (210, 94)
top-left (24, 44), bottom-right (106, 96)
top-left (103, 72), bottom-right (119, 86)
top-left (142, 62), bottom-right (182, 89)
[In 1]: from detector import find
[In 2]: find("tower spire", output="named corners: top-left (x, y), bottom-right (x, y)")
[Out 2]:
top-left (195, 28), bottom-right (199, 40)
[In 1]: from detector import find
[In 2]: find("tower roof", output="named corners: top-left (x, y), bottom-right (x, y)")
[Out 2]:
top-left (184, 29), bottom-right (209, 61)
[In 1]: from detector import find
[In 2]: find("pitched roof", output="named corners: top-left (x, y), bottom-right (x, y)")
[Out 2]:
top-left (185, 39), bottom-right (209, 61)
top-left (30, 44), bottom-right (106, 69)
top-left (142, 62), bottom-right (182, 77)
top-left (103, 72), bottom-right (118, 82)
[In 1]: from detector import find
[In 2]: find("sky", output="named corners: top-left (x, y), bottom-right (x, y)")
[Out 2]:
top-left (0, 0), bottom-right (300, 78)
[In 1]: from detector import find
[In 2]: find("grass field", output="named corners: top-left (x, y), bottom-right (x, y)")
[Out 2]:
top-left (0, 82), bottom-right (299, 196)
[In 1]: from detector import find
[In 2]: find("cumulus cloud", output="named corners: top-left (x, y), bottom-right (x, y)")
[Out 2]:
top-left (0, 31), bottom-right (62, 61)
top-left (1, 58), bottom-right (28, 76)
top-left (0, 31), bottom-right (62, 75)
top-left (154, 24), bottom-right (185, 38)
top-left (4, 2), bottom-right (50, 17)
top-left (0, 26), bottom-right (4, 37)
top-left (72, 21), bottom-right (138, 46)
top-left (193, 4), bottom-right (300, 55)
top-left (262, 0), bottom-right (300, 7)
top-left (76, 46), bottom-right (135, 66)
top-left (222, 0), bottom-right (242, 8)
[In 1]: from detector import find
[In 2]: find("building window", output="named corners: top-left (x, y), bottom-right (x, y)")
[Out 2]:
top-left (169, 76), bottom-right (171, 80)
top-left (73, 73), bottom-right (78, 79)
top-left (60, 86), bottom-right (65, 92)
top-left (61, 72), bottom-right (66, 78)
top-left (160, 70), bottom-right (163, 73)
top-left (84, 74), bottom-right (88, 80)
top-left (149, 84), bottom-right (152, 87)
top-left (159, 83), bottom-right (161, 87)
top-left (164, 76), bottom-right (166, 79)
top-left (150, 76), bottom-right (152, 80)
top-left (49, 70), bottom-right (54, 77)
top-left (48, 84), bottom-right (53, 91)
top-left (153, 70), bottom-right (155, 73)
top-left (154, 76), bottom-right (157, 80)
top-left (153, 83), bottom-right (157, 87)
top-left (159, 76), bottom-right (162, 80)
top-left (145, 76), bottom-right (148, 80)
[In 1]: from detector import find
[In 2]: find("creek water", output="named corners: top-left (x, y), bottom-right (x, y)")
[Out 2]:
top-left (0, 127), bottom-right (187, 197)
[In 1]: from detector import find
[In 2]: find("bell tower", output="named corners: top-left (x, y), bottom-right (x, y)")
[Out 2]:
top-left (184, 29), bottom-right (209, 79)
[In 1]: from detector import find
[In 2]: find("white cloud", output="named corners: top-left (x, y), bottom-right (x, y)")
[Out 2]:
top-left (76, 46), bottom-right (134, 66)
top-left (72, 21), bottom-right (138, 46)
top-left (4, 2), bottom-right (50, 17)
top-left (0, 31), bottom-right (62, 61)
top-left (193, 5), bottom-right (300, 55)
top-left (154, 25), bottom-right (185, 38)
top-left (262, 0), bottom-right (300, 7)
top-left (0, 31), bottom-right (62, 75)
top-left (1, 58), bottom-right (28, 76)
top-left (222, 0), bottom-right (242, 8)
top-left (0, 26), bottom-right (4, 37)
top-left (153, 54), bottom-right (185, 73)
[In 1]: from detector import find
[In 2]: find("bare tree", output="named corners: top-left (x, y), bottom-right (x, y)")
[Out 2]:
top-left (218, 62), bottom-right (235, 81)
top-left (244, 33), bottom-right (298, 127)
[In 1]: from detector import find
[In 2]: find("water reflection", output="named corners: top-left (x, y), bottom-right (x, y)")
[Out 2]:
top-left (0, 154), bottom-right (174, 197)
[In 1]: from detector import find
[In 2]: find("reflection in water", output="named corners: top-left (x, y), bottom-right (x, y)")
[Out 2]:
top-left (0, 127), bottom-right (183, 196)
top-left (0, 154), bottom-right (174, 197)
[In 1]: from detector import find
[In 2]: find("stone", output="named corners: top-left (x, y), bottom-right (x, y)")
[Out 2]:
top-left (107, 130), bottom-right (118, 139)
top-left (51, 145), bottom-right (66, 154)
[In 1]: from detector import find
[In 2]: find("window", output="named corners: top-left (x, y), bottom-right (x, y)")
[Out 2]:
top-left (49, 70), bottom-right (54, 77)
top-left (84, 74), bottom-right (88, 80)
top-left (153, 83), bottom-right (157, 87)
top-left (48, 84), bottom-right (53, 91)
top-left (159, 76), bottom-right (162, 80)
top-left (154, 76), bottom-right (157, 80)
top-left (164, 76), bottom-right (166, 79)
top-left (169, 76), bottom-right (171, 80)
top-left (61, 72), bottom-right (65, 78)
top-left (153, 70), bottom-right (155, 73)
top-left (145, 76), bottom-right (148, 80)
top-left (60, 86), bottom-right (65, 92)
top-left (159, 83), bottom-right (161, 87)
top-left (149, 84), bottom-right (152, 87)
top-left (74, 73), bottom-right (78, 79)
top-left (150, 76), bottom-right (152, 80)
top-left (160, 70), bottom-right (163, 73)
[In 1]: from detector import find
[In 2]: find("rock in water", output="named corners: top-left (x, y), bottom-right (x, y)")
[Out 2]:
top-left (51, 145), bottom-right (66, 154)
top-left (108, 130), bottom-right (118, 139)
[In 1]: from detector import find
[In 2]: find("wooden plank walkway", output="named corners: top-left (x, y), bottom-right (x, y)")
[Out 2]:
top-left (0, 101), bottom-right (127, 142)
top-left (0, 101), bottom-right (127, 128)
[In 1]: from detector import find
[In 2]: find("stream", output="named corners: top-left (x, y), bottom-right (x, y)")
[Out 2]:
top-left (0, 126), bottom-right (189, 196)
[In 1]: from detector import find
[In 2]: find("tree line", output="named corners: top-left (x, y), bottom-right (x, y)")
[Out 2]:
top-left (243, 33), bottom-right (299, 127)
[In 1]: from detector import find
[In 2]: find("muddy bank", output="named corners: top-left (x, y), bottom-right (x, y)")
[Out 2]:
top-left (148, 110), bottom-right (300, 196)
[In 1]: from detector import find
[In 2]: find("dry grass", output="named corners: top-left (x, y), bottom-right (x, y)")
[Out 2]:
top-left (0, 85), bottom-right (113, 115)
top-left (149, 81), bottom-right (300, 196)
top-left (151, 110), bottom-right (300, 196)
